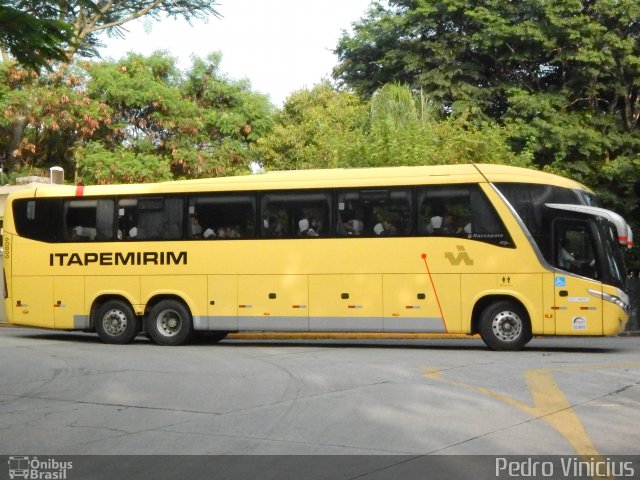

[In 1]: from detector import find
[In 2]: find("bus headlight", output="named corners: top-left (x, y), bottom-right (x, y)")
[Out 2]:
top-left (588, 289), bottom-right (630, 313)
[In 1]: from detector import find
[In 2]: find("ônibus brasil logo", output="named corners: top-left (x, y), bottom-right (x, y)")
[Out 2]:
top-left (8, 456), bottom-right (72, 480)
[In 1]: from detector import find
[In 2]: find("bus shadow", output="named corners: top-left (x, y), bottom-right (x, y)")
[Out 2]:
top-left (215, 338), bottom-right (619, 354)
top-left (6, 330), bottom-right (621, 353)
top-left (11, 331), bottom-right (151, 345)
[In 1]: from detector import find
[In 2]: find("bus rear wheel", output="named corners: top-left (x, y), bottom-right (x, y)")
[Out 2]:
top-left (94, 300), bottom-right (139, 344)
top-left (146, 300), bottom-right (193, 346)
top-left (478, 300), bottom-right (532, 351)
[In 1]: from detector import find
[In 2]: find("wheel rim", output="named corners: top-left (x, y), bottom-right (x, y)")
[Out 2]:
top-left (102, 309), bottom-right (128, 336)
top-left (155, 309), bottom-right (183, 337)
top-left (491, 310), bottom-right (523, 342)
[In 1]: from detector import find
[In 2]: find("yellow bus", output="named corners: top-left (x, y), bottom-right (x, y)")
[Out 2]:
top-left (2, 164), bottom-right (632, 350)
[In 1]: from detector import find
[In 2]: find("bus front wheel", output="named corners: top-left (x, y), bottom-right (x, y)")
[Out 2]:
top-left (478, 300), bottom-right (532, 351)
top-left (94, 300), bottom-right (139, 344)
top-left (146, 300), bottom-right (193, 346)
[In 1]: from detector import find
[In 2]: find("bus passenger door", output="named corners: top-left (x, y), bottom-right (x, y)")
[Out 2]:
top-left (552, 220), bottom-right (603, 335)
top-left (53, 276), bottom-right (86, 329)
top-left (12, 276), bottom-right (53, 328)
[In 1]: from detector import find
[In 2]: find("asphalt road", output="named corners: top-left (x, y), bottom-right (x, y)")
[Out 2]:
top-left (0, 327), bottom-right (638, 459)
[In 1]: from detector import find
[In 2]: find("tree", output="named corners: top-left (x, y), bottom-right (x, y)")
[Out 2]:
top-left (253, 82), bottom-right (368, 170)
top-left (0, 51), bottom-right (274, 184)
top-left (0, 2), bottom-right (74, 70)
top-left (179, 53), bottom-right (274, 177)
top-left (1, 0), bottom-right (220, 64)
top-left (0, 61), bottom-right (111, 177)
top-left (0, 0), bottom-right (221, 173)
top-left (75, 52), bottom-right (273, 183)
top-left (335, 0), bottom-right (640, 130)
top-left (254, 83), bottom-right (530, 170)
top-left (64, 0), bottom-right (220, 59)
top-left (334, 0), bottom-right (640, 246)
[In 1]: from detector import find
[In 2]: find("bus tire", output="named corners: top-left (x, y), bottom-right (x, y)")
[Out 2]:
top-left (478, 300), bottom-right (531, 351)
top-left (94, 300), bottom-right (139, 344)
top-left (146, 299), bottom-right (193, 346)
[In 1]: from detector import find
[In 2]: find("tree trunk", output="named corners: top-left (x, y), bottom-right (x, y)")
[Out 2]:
top-left (6, 115), bottom-right (27, 171)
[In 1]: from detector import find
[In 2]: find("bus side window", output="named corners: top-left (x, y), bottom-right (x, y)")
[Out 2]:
top-left (63, 199), bottom-right (115, 242)
top-left (336, 188), bottom-right (412, 237)
top-left (418, 186), bottom-right (471, 236)
top-left (12, 198), bottom-right (62, 242)
top-left (260, 190), bottom-right (330, 239)
top-left (417, 185), bottom-right (513, 247)
top-left (118, 197), bottom-right (184, 241)
top-left (188, 193), bottom-right (256, 240)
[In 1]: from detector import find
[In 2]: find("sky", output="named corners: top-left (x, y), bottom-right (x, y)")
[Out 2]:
top-left (98, 0), bottom-right (373, 106)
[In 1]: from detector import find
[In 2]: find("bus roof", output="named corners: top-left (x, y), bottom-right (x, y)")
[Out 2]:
top-left (7, 164), bottom-right (591, 199)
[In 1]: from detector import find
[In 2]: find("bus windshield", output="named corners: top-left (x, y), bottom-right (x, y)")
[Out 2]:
top-left (496, 182), bottom-right (629, 290)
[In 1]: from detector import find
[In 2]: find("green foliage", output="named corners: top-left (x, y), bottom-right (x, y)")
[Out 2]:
top-left (1, 1), bottom-right (221, 70)
top-left (75, 141), bottom-right (172, 184)
top-left (253, 82), bottom-right (368, 170)
top-left (0, 0), bottom-right (222, 177)
top-left (334, 0), bottom-right (640, 164)
top-left (179, 53), bottom-right (274, 176)
top-left (0, 2), bottom-right (74, 70)
top-left (254, 83), bottom-right (531, 170)
top-left (334, 0), bottom-right (640, 266)
top-left (0, 62), bottom-right (111, 173)
top-left (0, 52), bottom-right (274, 183)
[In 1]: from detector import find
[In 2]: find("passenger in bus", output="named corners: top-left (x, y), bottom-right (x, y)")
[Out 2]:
top-left (203, 228), bottom-right (216, 239)
top-left (71, 226), bottom-right (97, 241)
top-left (558, 239), bottom-right (578, 270)
top-left (189, 214), bottom-right (203, 238)
top-left (118, 212), bottom-right (138, 240)
top-left (425, 215), bottom-right (443, 234)
top-left (373, 220), bottom-right (397, 236)
top-left (442, 214), bottom-right (462, 234)
top-left (117, 226), bottom-right (137, 239)
top-left (216, 226), bottom-right (240, 239)
top-left (343, 219), bottom-right (363, 235)
top-left (309, 217), bottom-right (321, 236)
top-left (299, 218), bottom-right (319, 237)
top-left (426, 212), bottom-right (466, 236)
top-left (225, 226), bottom-right (240, 238)
top-left (264, 216), bottom-right (282, 237)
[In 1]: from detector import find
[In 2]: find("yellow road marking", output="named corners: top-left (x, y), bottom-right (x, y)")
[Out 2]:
top-left (424, 362), bottom-right (640, 459)
top-left (525, 369), bottom-right (599, 455)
